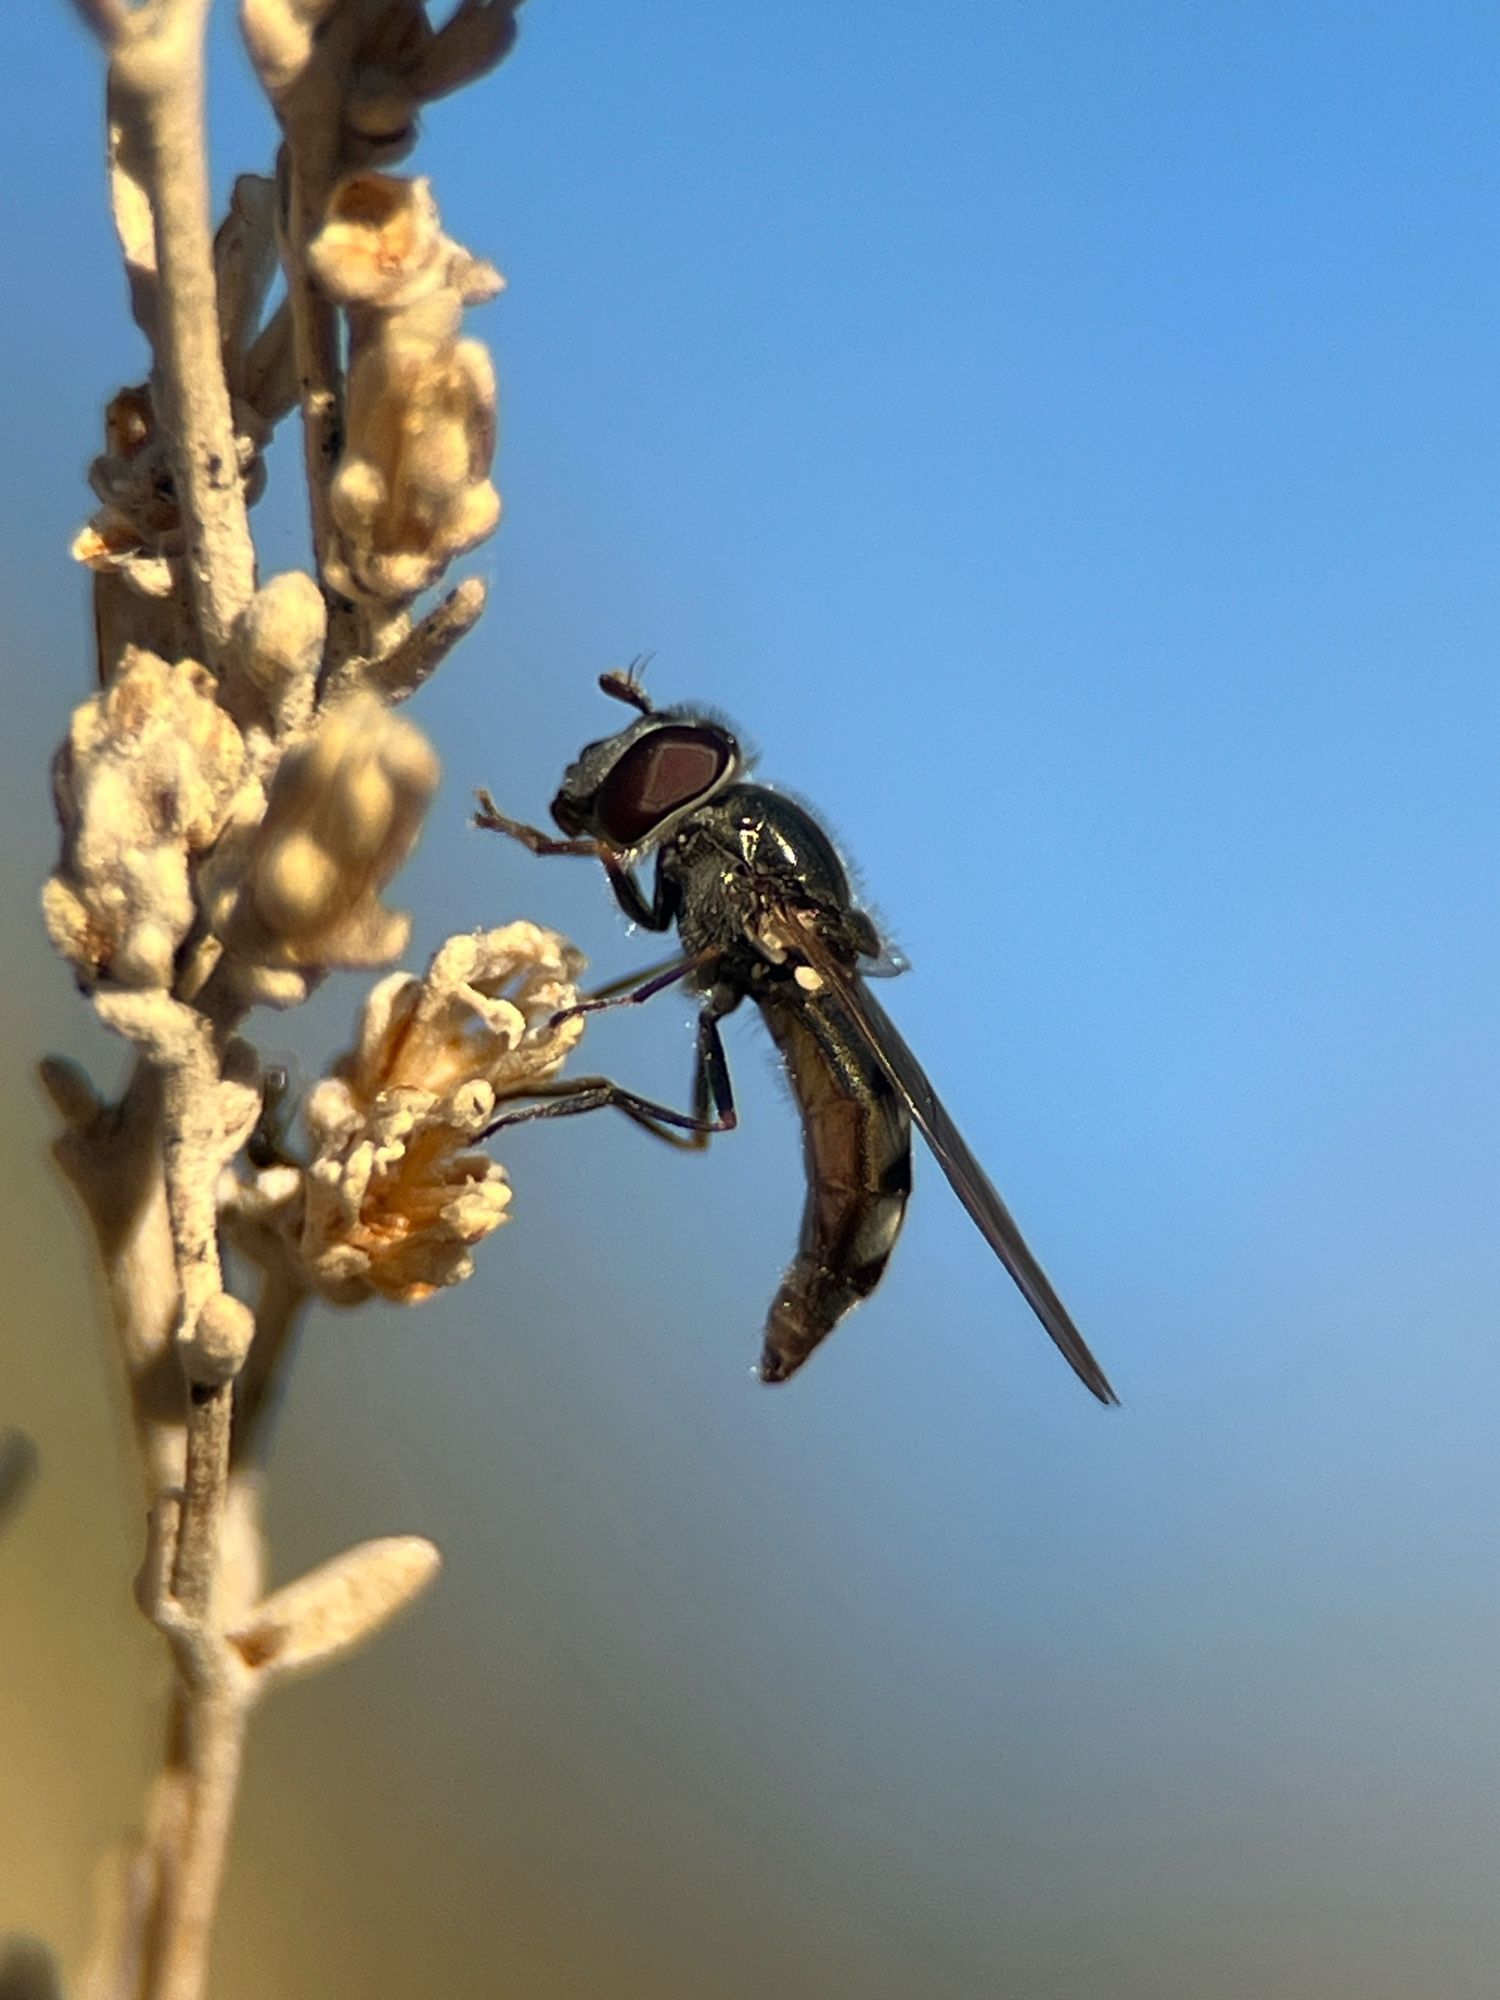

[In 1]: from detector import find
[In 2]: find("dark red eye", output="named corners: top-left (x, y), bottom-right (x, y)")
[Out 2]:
top-left (595, 726), bottom-right (731, 844)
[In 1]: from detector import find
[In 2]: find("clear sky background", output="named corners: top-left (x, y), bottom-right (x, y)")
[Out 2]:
top-left (2, 5), bottom-right (1498, 1997)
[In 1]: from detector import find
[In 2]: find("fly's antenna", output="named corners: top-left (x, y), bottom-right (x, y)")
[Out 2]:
top-left (599, 652), bottom-right (656, 715)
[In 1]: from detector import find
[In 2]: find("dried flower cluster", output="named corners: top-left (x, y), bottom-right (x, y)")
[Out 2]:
top-left (31, 5), bottom-right (553, 1999)
top-left (227, 923), bottom-right (583, 1304)
top-left (43, 648), bottom-right (246, 990)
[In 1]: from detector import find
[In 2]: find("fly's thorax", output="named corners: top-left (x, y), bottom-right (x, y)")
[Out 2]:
top-left (660, 812), bottom-right (766, 966)
top-left (664, 782), bottom-right (884, 976)
top-left (708, 784), bottom-right (856, 903)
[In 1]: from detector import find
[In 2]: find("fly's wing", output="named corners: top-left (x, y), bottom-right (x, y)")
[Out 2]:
top-left (782, 906), bottom-right (1120, 1406)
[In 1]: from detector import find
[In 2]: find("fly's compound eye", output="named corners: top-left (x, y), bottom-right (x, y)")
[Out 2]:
top-left (594, 726), bottom-right (733, 845)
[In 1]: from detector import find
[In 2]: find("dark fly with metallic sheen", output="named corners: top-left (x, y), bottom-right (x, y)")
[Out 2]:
top-left (476, 670), bottom-right (1118, 1404)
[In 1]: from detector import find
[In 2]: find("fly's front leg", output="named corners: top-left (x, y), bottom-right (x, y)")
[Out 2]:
top-left (474, 788), bottom-right (664, 931)
top-left (481, 1004), bottom-right (738, 1154)
top-left (473, 790), bottom-right (604, 860)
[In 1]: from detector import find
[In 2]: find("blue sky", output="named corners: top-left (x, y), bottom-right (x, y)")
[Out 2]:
top-left (3, 5), bottom-right (1498, 1996)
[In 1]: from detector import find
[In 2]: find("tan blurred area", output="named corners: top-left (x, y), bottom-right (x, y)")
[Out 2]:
top-left (0, 864), bottom-right (641, 2000)
top-left (1, 840), bottom-right (976, 2000)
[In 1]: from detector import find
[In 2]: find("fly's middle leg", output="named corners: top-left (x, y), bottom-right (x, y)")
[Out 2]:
top-left (481, 1005), bottom-right (737, 1154)
top-left (551, 951), bottom-right (716, 1027)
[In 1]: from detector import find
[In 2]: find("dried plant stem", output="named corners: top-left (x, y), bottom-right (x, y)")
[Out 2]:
top-left (171, 1386), bottom-right (232, 1625)
top-left (44, 1040), bottom-right (266, 2000)
top-left (44, 2), bottom-right (519, 1992)
top-left (106, 0), bottom-right (256, 663)
top-left (263, 1), bottom-right (376, 671)
top-left (233, 1264), bottom-right (310, 1463)
top-left (59, 7), bottom-right (273, 1994)
top-left (281, 146), bottom-right (350, 619)
top-left (147, 1664), bottom-right (248, 2000)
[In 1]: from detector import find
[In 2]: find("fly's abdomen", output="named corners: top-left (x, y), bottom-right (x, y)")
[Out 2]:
top-left (758, 989), bottom-right (913, 1382)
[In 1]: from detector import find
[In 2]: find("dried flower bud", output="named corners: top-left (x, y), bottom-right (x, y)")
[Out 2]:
top-left (308, 172), bottom-right (448, 312)
top-left (225, 693), bottom-right (438, 970)
top-left (227, 570), bottom-right (325, 738)
top-left (228, 924), bottom-right (584, 1304)
top-left (180, 1291), bottom-right (256, 1387)
top-left (331, 333), bottom-right (499, 601)
top-left (308, 174), bottom-right (502, 605)
top-left (43, 648), bottom-right (245, 987)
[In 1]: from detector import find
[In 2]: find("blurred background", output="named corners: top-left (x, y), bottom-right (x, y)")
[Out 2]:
top-left (3, 3), bottom-right (1499, 1996)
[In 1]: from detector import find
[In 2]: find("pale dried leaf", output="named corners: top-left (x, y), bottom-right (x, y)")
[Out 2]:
top-left (106, 86), bottom-right (158, 342)
top-left (229, 1535), bottom-right (441, 1684)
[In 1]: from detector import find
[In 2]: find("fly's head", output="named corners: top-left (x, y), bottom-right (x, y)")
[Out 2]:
top-left (549, 674), bottom-right (742, 856)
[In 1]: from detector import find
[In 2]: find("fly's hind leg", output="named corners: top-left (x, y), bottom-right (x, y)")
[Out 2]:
top-left (481, 1004), bottom-right (737, 1154)
top-left (686, 995), bottom-right (736, 1148)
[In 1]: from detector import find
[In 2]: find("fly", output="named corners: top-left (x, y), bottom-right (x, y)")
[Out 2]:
top-left (476, 668), bottom-right (1119, 1404)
